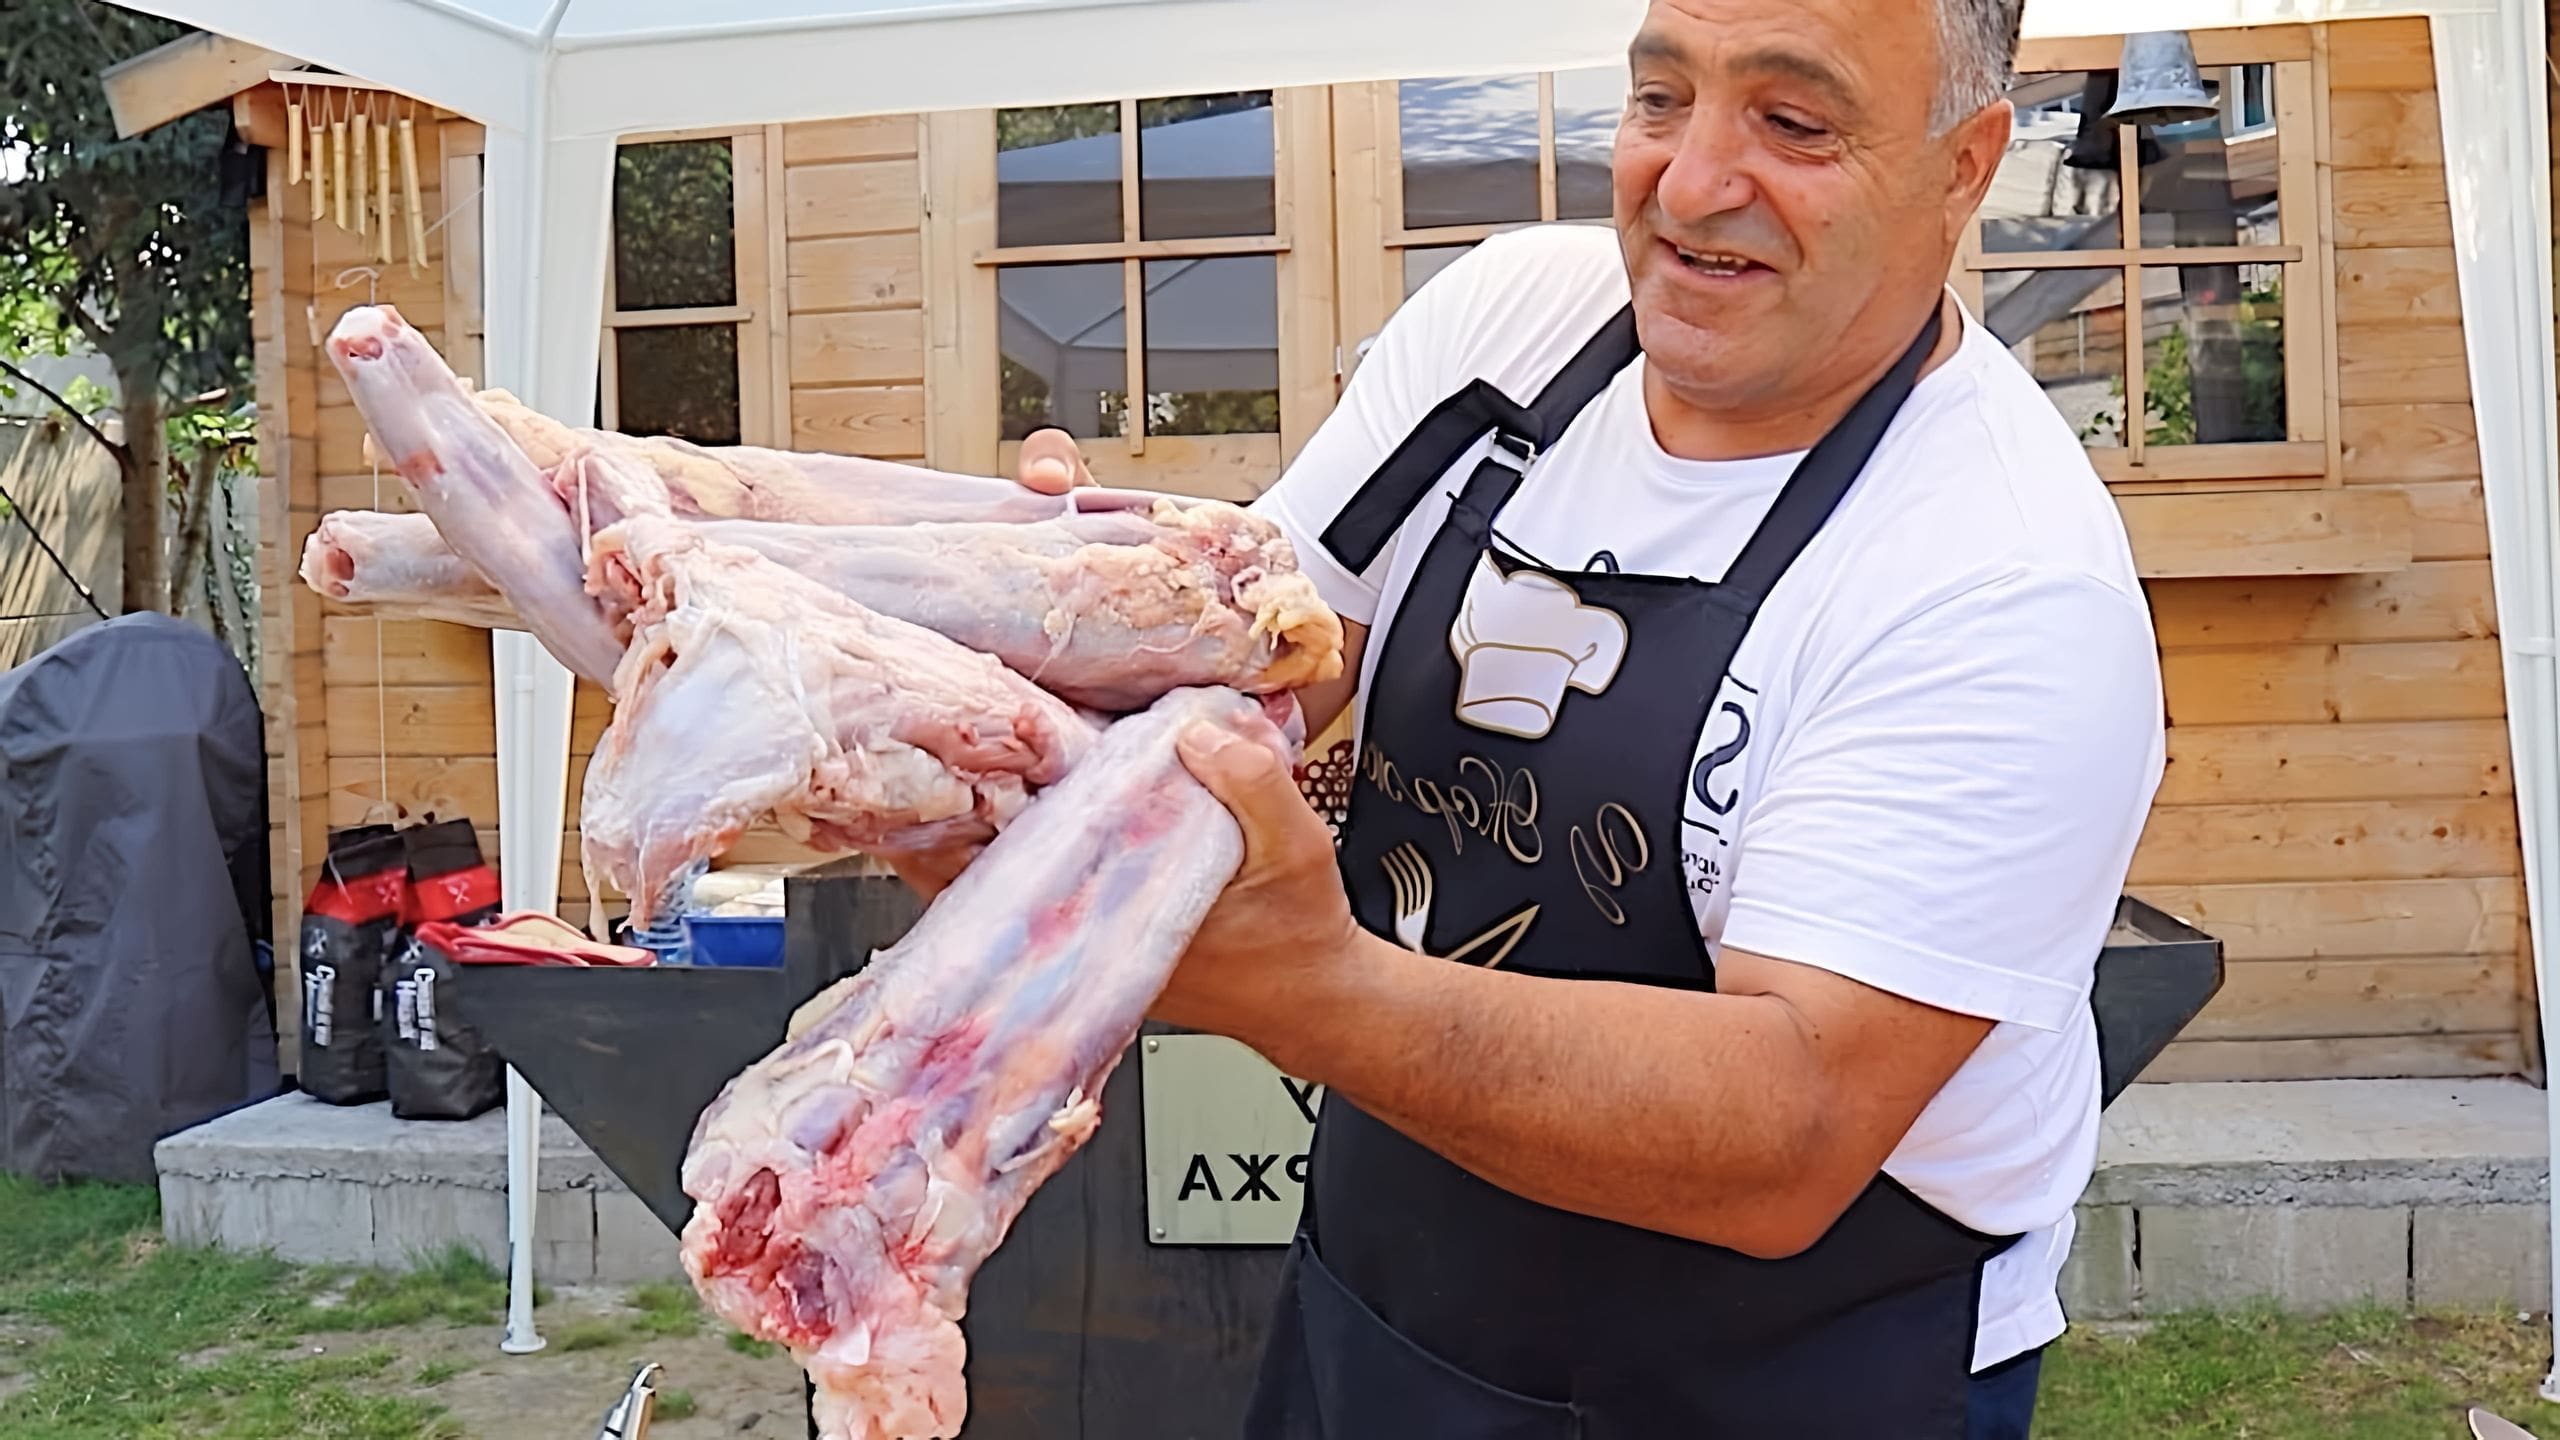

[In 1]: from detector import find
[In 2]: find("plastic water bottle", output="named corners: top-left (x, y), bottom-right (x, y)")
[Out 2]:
top-left (627, 859), bottom-right (707, 965)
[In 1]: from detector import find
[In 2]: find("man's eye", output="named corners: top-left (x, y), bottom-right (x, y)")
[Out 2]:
top-left (1768, 113), bottom-right (1827, 140)
top-left (1634, 90), bottom-right (1680, 116)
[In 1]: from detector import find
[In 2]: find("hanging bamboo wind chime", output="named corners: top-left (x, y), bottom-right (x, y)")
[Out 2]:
top-left (287, 81), bottom-right (428, 278)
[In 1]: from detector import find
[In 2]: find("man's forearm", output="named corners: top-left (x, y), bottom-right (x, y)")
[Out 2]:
top-left (1227, 934), bottom-right (1858, 1259)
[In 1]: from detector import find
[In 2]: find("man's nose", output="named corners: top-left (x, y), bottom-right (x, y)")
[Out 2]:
top-left (1652, 113), bottom-right (1760, 228)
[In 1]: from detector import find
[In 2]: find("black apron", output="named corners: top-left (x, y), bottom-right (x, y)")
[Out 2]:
top-left (1241, 299), bottom-right (2018, 1439)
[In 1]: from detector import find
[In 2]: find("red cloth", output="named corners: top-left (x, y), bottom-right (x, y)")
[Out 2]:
top-left (416, 912), bottom-right (657, 968)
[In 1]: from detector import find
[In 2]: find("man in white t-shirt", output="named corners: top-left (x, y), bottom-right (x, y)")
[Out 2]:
top-left (961, 0), bottom-right (2166, 1434)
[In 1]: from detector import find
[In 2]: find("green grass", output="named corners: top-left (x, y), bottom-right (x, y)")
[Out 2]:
top-left (316, 1245), bottom-right (509, 1331)
top-left (725, 1329), bottom-right (779, 1359)
top-left (413, 1360), bottom-right (461, 1387)
top-left (0, 1174), bottom-right (465, 1438)
top-left (2037, 1303), bottom-right (2554, 1438)
top-left (656, 1388), bottom-right (698, 1421)
top-left (628, 1282), bottom-right (704, 1337)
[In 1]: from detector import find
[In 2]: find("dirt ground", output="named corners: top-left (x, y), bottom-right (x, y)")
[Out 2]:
top-left (307, 1284), bottom-right (810, 1439)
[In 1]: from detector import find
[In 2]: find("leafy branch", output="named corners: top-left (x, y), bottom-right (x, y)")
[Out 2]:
top-left (0, 352), bottom-right (125, 463)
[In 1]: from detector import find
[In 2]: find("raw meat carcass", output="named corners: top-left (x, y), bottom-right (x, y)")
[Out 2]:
top-left (323, 306), bottom-right (629, 685)
top-left (305, 456), bottom-right (1343, 713)
top-left (678, 685), bottom-right (1301, 1440)
top-left (578, 515), bottom-right (1100, 922)
top-left (370, 382), bottom-right (1165, 525)
top-left (299, 510), bottom-right (519, 630)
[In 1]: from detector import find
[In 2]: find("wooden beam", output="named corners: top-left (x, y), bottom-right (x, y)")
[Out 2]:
top-left (2119, 487), bottom-right (2413, 578)
top-left (101, 32), bottom-right (299, 138)
top-left (231, 83), bottom-right (291, 151)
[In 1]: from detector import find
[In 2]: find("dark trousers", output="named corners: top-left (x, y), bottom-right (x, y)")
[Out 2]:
top-left (1965, 1347), bottom-right (2045, 1440)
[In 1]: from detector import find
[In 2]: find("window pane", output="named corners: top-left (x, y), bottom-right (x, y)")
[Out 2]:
top-left (1139, 92), bottom-right (1276, 240)
top-left (998, 104), bottom-right (1122, 249)
top-left (614, 140), bottom-right (736, 311)
top-left (1553, 65), bottom-right (1626, 221)
top-left (1981, 268), bottom-right (2128, 448)
top-left (615, 325), bottom-right (741, 446)
top-left (1404, 244), bottom-right (1475, 298)
top-left (1979, 71), bottom-right (2125, 256)
top-left (998, 263), bottom-right (1127, 441)
top-left (1143, 255), bottom-right (1279, 436)
top-left (1399, 74), bottom-right (1541, 229)
top-left (2136, 95), bottom-right (2281, 248)
top-left (2138, 264), bottom-right (2286, 446)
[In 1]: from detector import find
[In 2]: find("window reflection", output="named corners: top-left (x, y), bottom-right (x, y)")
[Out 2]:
top-left (614, 140), bottom-right (736, 311)
top-left (997, 104), bottom-right (1122, 249)
top-left (1399, 74), bottom-right (1541, 229)
top-left (1143, 255), bottom-right (1280, 435)
top-left (1982, 268), bottom-right (2127, 449)
top-left (616, 326), bottom-right (741, 445)
top-left (1139, 92), bottom-right (1276, 241)
top-left (998, 263), bottom-right (1127, 441)
top-left (2140, 265), bottom-right (2285, 446)
top-left (1552, 66), bottom-right (1626, 221)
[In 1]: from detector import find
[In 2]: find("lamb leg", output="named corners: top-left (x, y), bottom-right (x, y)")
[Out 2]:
top-left (383, 383), bottom-right (1166, 525)
top-left (322, 304), bottom-right (628, 685)
top-left (678, 685), bottom-right (1301, 1440)
top-left (309, 474), bottom-right (1344, 713)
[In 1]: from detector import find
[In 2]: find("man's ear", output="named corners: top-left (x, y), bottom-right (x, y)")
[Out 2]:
top-left (1941, 99), bottom-right (2015, 247)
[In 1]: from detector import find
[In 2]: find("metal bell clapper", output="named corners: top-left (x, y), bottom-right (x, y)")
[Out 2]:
top-left (2107, 31), bottom-right (2221, 128)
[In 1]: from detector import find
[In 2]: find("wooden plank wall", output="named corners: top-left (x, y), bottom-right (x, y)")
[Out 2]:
top-left (2127, 16), bottom-right (2533, 1082)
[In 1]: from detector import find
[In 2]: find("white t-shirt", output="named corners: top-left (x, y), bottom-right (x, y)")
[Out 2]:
top-left (1252, 225), bottom-right (2166, 1372)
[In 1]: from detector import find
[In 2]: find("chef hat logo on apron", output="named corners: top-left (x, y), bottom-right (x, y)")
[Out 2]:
top-left (1446, 554), bottom-right (1630, 740)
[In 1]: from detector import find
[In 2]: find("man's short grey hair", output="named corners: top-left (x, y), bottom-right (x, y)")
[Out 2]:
top-left (1933, 0), bottom-right (2027, 133)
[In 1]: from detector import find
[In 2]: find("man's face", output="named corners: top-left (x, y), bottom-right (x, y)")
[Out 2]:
top-left (1613, 0), bottom-right (2007, 421)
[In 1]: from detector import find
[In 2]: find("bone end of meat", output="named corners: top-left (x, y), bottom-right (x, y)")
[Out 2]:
top-left (675, 687), bottom-right (1294, 1440)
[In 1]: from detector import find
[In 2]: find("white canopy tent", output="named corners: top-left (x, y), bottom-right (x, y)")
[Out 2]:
top-left (111, 0), bottom-right (2559, 1389)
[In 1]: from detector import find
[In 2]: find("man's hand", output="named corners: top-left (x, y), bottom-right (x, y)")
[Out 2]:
top-left (1148, 720), bottom-right (1369, 1039)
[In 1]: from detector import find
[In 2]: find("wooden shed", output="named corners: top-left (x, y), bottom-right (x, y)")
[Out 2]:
top-left (172, 15), bottom-right (2533, 1084)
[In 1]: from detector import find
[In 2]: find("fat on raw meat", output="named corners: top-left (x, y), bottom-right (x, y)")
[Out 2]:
top-left (578, 515), bottom-right (1100, 922)
top-left (679, 685), bottom-right (1302, 1440)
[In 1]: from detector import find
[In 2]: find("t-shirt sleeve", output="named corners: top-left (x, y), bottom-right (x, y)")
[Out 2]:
top-left (1717, 569), bottom-right (2166, 1032)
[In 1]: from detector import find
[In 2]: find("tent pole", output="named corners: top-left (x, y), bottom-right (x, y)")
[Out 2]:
top-left (2422, 1), bottom-right (2560, 1399)
top-left (478, 56), bottom-right (614, 1347)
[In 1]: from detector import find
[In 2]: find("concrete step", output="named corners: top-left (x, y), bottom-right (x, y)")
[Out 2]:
top-left (153, 1091), bottom-right (684, 1285)
top-left (2062, 1077), bottom-right (2551, 1319)
top-left (154, 1078), bottom-right (2557, 1317)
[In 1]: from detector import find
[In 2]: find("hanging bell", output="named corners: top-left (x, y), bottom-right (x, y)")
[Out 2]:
top-left (2062, 69), bottom-right (2166, 172)
top-left (2107, 31), bottom-right (2220, 127)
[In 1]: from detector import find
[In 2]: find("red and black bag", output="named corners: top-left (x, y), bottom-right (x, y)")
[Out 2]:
top-left (383, 819), bottom-right (508, 1121)
top-left (297, 825), bottom-right (411, 1104)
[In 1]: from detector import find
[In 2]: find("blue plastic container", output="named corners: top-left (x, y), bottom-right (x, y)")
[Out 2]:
top-left (684, 913), bottom-right (785, 968)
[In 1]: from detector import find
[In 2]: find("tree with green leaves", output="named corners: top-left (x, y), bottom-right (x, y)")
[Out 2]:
top-left (0, 0), bottom-right (254, 616)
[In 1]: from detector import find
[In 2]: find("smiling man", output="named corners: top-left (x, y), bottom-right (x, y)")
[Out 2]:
top-left (972, 0), bottom-right (2167, 1434)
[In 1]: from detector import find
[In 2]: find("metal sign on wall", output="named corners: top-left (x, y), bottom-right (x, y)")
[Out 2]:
top-left (1139, 1034), bottom-right (1323, 1246)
